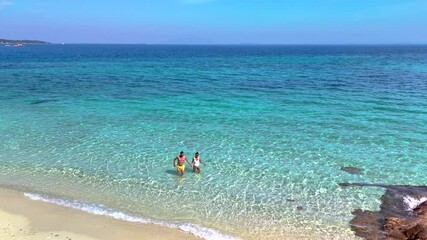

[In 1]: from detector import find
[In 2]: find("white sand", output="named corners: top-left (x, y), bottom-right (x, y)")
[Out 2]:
top-left (0, 188), bottom-right (200, 240)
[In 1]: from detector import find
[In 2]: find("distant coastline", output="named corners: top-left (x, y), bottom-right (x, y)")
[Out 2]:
top-left (0, 38), bottom-right (50, 45)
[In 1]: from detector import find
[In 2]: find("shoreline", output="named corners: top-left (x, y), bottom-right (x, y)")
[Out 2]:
top-left (0, 188), bottom-right (201, 240)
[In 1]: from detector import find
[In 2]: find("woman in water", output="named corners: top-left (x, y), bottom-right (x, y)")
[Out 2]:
top-left (191, 152), bottom-right (205, 173)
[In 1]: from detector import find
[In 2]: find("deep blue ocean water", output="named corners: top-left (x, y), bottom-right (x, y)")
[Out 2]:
top-left (0, 45), bottom-right (426, 239)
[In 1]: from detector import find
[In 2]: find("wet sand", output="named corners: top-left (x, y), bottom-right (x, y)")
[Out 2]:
top-left (0, 188), bottom-right (200, 240)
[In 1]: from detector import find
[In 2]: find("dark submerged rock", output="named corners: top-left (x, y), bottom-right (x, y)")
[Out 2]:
top-left (30, 99), bottom-right (57, 105)
top-left (340, 166), bottom-right (363, 174)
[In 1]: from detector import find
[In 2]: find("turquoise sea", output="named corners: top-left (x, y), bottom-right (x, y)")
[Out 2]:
top-left (0, 45), bottom-right (426, 239)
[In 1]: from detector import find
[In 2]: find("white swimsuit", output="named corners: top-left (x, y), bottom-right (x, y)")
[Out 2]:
top-left (193, 157), bottom-right (200, 167)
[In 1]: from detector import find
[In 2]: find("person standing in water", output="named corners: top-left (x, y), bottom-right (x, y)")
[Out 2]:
top-left (191, 152), bottom-right (205, 173)
top-left (173, 151), bottom-right (192, 177)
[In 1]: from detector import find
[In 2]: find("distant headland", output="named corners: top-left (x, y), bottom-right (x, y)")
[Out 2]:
top-left (0, 39), bottom-right (50, 46)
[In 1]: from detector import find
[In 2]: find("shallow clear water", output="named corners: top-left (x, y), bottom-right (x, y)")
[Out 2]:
top-left (1, 45), bottom-right (426, 239)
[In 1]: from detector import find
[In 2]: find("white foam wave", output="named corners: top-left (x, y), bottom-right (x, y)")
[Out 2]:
top-left (24, 193), bottom-right (239, 240)
top-left (403, 195), bottom-right (427, 211)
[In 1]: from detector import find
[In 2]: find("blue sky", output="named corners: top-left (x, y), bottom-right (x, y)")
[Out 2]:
top-left (1, 0), bottom-right (427, 44)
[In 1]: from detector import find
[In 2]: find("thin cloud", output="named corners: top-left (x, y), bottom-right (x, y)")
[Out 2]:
top-left (0, 0), bottom-right (13, 9)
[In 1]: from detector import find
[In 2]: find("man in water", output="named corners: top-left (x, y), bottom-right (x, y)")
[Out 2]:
top-left (173, 151), bottom-right (192, 177)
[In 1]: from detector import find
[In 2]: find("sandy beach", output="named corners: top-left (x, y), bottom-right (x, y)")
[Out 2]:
top-left (0, 188), bottom-right (200, 240)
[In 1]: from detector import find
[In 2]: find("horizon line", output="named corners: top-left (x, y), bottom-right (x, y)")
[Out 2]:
top-left (41, 42), bottom-right (427, 46)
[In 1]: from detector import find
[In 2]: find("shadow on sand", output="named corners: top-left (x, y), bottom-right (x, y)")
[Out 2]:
top-left (165, 169), bottom-right (195, 176)
top-left (165, 170), bottom-right (178, 176)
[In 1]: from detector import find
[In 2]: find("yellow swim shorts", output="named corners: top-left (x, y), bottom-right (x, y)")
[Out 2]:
top-left (176, 164), bottom-right (185, 172)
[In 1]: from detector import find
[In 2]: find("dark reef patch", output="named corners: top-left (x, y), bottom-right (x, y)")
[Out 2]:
top-left (30, 99), bottom-right (58, 105)
top-left (340, 166), bottom-right (363, 174)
